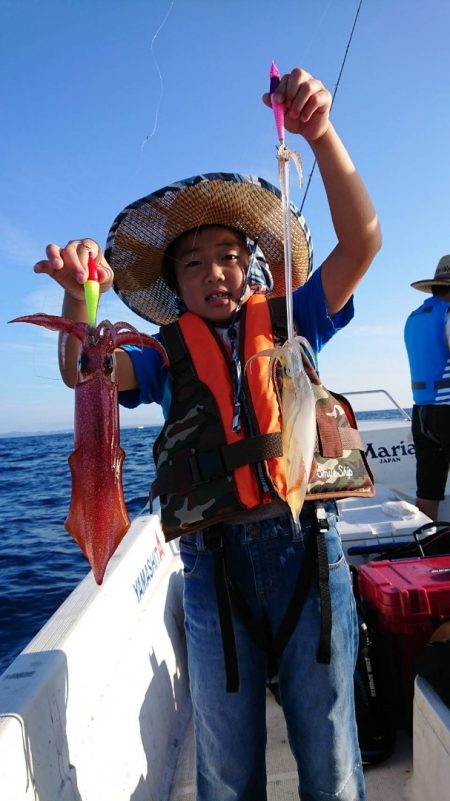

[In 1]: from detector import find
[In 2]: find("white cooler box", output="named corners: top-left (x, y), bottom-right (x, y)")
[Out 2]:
top-left (336, 484), bottom-right (431, 567)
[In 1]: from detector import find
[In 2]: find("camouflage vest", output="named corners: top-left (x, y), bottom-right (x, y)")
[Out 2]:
top-left (151, 295), bottom-right (374, 541)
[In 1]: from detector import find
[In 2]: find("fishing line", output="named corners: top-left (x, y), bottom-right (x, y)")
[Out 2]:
top-left (299, 0), bottom-right (364, 213)
top-left (141, 0), bottom-right (176, 148)
top-left (300, 0), bottom-right (334, 65)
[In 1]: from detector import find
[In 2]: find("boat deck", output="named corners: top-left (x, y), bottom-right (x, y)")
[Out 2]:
top-left (168, 691), bottom-right (413, 800)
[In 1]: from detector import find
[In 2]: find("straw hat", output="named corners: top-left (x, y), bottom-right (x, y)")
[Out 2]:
top-left (105, 172), bottom-right (313, 325)
top-left (411, 255), bottom-right (450, 294)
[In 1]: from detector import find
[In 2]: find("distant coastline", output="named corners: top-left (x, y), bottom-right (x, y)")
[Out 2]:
top-left (0, 429), bottom-right (73, 439)
top-left (0, 424), bottom-right (159, 439)
top-left (0, 410), bottom-right (412, 440)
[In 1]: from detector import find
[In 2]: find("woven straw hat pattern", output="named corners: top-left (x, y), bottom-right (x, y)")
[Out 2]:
top-left (105, 172), bottom-right (313, 325)
top-left (411, 255), bottom-right (450, 293)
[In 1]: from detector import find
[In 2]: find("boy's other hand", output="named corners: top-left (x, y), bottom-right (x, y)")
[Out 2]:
top-left (34, 239), bottom-right (114, 301)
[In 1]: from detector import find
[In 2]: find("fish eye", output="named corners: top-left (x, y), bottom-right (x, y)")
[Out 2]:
top-left (79, 353), bottom-right (89, 373)
top-left (103, 355), bottom-right (114, 375)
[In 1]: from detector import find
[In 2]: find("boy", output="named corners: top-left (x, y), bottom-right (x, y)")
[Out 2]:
top-left (34, 67), bottom-right (381, 801)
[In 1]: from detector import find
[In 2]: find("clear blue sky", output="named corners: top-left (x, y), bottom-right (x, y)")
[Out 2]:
top-left (2, 0), bottom-right (450, 434)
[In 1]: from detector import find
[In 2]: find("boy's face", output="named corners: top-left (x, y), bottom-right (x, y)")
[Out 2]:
top-left (173, 226), bottom-right (253, 323)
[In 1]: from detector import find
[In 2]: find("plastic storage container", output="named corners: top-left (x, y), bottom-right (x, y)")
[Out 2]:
top-left (358, 556), bottom-right (450, 727)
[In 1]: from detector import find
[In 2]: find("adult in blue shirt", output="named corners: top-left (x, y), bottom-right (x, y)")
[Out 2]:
top-left (404, 256), bottom-right (450, 520)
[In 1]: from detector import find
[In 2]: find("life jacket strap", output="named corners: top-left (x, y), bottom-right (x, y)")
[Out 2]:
top-left (211, 505), bottom-right (333, 693)
top-left (213, 539), bottom-right (240, 693)
top-left (315, 502), bottom-right (332, 664)
top-left (151, 432), bottom-right (283, 498)
top-left (412, 378), bottom-right (450, 390)
top-left (160, 321), bottom-right (196, 376)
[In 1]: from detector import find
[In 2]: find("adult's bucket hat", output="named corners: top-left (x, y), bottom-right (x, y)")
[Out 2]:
top-left (411, 255), bottom-right (450, 294)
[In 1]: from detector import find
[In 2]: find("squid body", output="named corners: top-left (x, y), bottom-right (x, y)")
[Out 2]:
top-left (273, 338), bottom-right (316, 520)
top-left (10, 313), bottom-right (166, 584)
top-left (249, 336), bottom-right (316, 521)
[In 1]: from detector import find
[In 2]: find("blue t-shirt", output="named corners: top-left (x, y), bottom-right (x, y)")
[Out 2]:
top-left (119, 266), bottom-right (354, 417)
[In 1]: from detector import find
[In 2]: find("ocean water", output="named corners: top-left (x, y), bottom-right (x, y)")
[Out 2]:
top-left (0, 426), bottom-right (159, 676)
top-left (0, 408), bottom-right (411, 676)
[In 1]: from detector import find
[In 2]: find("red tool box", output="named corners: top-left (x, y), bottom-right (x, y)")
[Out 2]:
top-left (358, 556), bottom-right (450, 727)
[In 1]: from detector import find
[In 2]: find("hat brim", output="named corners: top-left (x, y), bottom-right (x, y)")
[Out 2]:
top-left (411, 279), bottom-right (450, 293)
top-left (105, 173), bottom-right (312, 325)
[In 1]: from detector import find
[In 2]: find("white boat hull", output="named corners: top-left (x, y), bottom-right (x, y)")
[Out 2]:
top-left (360, 417), bottom-right (450, 520)
top-left (0, 515), bottom-right (190, 801)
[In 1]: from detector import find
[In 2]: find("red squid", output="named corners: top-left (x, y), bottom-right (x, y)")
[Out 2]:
top-left (10, 314), bottom-right (167, 584)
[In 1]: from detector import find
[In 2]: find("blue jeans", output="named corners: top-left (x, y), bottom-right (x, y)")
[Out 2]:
top-left (179, 506), bottom-right (366, 801)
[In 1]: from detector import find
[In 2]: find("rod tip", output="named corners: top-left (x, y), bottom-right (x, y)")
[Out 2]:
top-left (270, 61), bottom-right (280, 78)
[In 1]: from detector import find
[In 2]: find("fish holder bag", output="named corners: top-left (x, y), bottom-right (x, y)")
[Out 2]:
top-left (298, 348), bottom-right (375, 502)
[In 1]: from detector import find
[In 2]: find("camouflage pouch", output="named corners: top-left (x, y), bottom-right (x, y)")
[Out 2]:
top-left (301, 349), bottom-right (374, 500)
top-left (267, 297), bottom-right (374, 501)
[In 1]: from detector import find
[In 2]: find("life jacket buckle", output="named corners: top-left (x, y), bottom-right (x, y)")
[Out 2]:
top-left (314, 501), bottom-right (330, 532)
top-left (188, 447), bottom-right (226, 486)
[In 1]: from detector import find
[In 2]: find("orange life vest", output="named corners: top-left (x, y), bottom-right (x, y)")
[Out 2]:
top-left (152, 295), bottom-right (287, 538)
top-left (151, 294), bottom-right (373, 541)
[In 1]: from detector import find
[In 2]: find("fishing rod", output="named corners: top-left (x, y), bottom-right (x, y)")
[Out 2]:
top-left (300, 0), bottom-right (364, 213)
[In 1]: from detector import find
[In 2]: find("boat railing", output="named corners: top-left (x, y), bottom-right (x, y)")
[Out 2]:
top-left (342, 389), bottom-right (411, 422)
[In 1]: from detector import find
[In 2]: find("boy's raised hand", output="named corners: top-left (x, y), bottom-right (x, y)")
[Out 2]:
top-left (262, 67), bottom-right (332, 143)
top-left (34, 238), bottom-right (114, 301)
